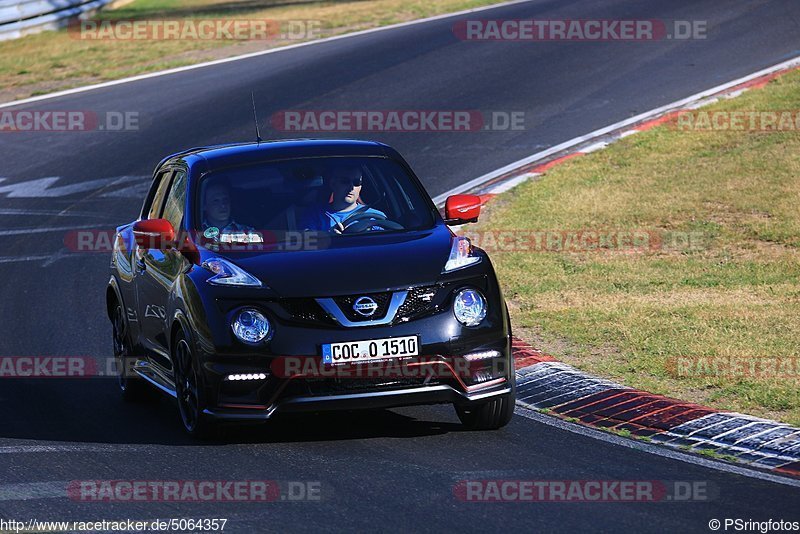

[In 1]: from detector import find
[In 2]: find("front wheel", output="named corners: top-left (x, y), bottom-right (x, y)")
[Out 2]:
top-left (173, 330), bottom-right (217, 439)
top-left (455, 391), bottom-right (515, 430)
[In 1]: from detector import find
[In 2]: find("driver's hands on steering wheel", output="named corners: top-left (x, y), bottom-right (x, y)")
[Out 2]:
top-left (331, 221), bottom-right (346, 234)
top-left (332, 212), bottom-right (404, 234)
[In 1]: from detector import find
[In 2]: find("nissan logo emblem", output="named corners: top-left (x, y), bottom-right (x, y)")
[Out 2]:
top-left (353, 296), bottom-right (379, 317)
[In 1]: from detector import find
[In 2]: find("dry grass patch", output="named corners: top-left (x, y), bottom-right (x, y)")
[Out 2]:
top-left (480, 70), bottom-right (800, 425)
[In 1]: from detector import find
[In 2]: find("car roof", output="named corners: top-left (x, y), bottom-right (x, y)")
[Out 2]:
top-left (160, 139), bottom-right (396, 173)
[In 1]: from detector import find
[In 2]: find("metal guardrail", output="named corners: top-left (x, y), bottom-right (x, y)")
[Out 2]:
top-left (0, 0), bottom-right (113, 40)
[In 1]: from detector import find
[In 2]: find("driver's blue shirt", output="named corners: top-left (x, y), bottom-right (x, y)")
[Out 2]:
top-left (304, 205), bottom-right (386, 231)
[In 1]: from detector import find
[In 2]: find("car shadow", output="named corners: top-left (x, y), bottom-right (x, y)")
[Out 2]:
top-left (215, 409), bottom-right (465, 444)
top-left (0, 378), bottom-right (465, 446)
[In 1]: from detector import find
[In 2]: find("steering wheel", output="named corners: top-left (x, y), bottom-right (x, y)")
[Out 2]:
top-left (339, 213), bottom-right (404, 234)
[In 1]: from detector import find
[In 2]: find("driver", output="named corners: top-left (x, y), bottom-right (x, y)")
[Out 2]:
top-left (304, 164), bottom-right (386, 233)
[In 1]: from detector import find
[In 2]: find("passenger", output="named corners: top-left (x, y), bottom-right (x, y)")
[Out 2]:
top-left (201, 181), bottom-right (254, 239)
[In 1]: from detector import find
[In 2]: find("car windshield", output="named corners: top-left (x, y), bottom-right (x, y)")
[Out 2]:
top-left (195, 156), bottom-right (436, 246)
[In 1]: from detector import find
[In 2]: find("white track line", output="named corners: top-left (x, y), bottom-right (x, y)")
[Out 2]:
top-left (0, 481), bottom-right (67, 501)
top-left (580, 141), bottom-right (608, 154)
top-left (432, 54), bottom-right (800, 205)
top-left (0, 224), bottom-right (105, 236)
top-left (0, 209), bottom-right (112, 218)
top-left (0, 0), bottom-right (531, 110)
top-left (486, 172), bottom-right (538, 195)
top-left (0, 255), bottom-right (57, 264)
top-left (0, 444), bottom-right (153, 454)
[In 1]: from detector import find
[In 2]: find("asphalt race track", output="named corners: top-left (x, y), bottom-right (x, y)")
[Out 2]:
top-left (2, 0), bottom-right (800, 531)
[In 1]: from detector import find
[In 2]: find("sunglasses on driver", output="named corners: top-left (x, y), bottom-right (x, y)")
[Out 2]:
top-left (332, 176), bottom-right (363, 187)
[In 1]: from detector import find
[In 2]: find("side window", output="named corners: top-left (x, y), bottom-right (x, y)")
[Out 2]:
top-left (141, 170), bottom-right (170, 219)
top-left (161, 170), bottom-right (187, 231)
top-left (147, 170), bottom-right (174, 220)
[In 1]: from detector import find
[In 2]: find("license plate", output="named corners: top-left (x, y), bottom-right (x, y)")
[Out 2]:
top-left (321, 336), bottom-right (419, 364)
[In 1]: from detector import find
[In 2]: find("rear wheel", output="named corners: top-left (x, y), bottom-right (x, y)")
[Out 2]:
top-left (173, 330), bottom-right (216, 439)
top-left (111, 303), bottom-right (148, 401)
top-left (455, 390), bottom-right (515, 430)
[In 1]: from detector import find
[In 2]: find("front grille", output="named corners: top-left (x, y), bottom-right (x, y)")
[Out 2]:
top-left (394, 285), bottom-right (439, 322)
top-left (277, 284), bottom-right (443, 327)
top-left (333, 292), bottom-right (392, 322)
top-left (278, 299), bottom-right (335, 325)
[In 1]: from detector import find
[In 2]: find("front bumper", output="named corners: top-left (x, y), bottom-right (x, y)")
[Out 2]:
top-left (204, 380), bottom-right (513, 421)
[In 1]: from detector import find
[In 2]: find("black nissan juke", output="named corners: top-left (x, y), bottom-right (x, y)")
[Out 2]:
top-left (106, 139), bottom-right (515, 437)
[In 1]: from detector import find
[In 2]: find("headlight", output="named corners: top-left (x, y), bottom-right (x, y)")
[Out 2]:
top-left (443, 236), bottom-right (481, 273)
top-left (202, 257), bottom-right (261, 287)
top-left (232, 309), bottom-right (272, 344)
top-left (453, 288), bottom-right (487, 327)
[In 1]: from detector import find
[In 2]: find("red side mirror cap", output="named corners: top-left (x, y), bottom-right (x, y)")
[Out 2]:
top-left (132, 219), bottom-right (175, 249)
top-left (444, 194), bottom-right (481, 225)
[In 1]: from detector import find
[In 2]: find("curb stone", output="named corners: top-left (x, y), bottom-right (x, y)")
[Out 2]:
top-left (511, 338), bottom-right (800, 479)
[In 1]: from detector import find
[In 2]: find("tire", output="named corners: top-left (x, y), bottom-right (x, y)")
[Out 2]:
top-left (111, 302), bottom-right (148, 402)
top-left (455, 390), bottom-right (515, 430)
top-left (172, 329), bottom-right (217, 439)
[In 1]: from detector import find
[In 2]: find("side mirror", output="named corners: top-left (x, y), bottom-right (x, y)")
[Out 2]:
top-left (133, 219), bottom-right (175, 249)
top-left (444, 194), bottom-right (481, 225)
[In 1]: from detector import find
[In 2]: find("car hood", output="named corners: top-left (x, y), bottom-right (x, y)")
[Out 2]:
top-left (205, 226), bottom-right (453, 297)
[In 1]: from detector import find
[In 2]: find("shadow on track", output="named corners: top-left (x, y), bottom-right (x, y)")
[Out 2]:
top-left (0, 379), bottom-right (465, 445)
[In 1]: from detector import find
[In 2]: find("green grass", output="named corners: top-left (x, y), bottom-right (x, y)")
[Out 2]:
top-left (478, 69), bottom-right (800, 425)
top-left (696, 449), bottom-right (740, 463)
top-left (599, 427), bottom-right (632, 438)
